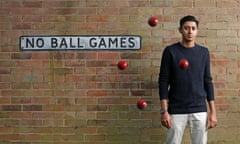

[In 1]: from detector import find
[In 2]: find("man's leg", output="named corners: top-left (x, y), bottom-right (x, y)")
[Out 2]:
top-left (167, 114), bottom-right (188, 144)
top-left (189, 112), bottom-right (208, 144)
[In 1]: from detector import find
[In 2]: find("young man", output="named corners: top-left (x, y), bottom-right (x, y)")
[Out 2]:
top-left (158, 15), bottom-right (217, 144)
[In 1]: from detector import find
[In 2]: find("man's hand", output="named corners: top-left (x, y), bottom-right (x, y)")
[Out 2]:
top-left (207, 100), bottom-right (217, 129)
top-left (208, 112), bottom-right (217, 129)
top-left (161, 112), bottom-right (172, 129)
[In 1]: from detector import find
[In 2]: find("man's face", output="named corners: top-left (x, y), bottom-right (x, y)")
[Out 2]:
top-left (179, 21), bottom-right (198, 42)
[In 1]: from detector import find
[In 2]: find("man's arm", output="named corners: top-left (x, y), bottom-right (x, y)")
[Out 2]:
top-left (207, 100), bottom-right (217, 129)
top-left (159, 47), bottom-right (172, 128)
top-left (204, 49), bottom-right (217, 128)
top-left (160, 99), bottom-right (168, 110)
top-left (160, 99), bottom-right (172, 128)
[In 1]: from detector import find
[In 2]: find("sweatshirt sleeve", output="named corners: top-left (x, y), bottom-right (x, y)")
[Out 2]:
top-left (158, 47), bottom-right (171, 100)
top-left (204, 49), bottom-right (215, 101)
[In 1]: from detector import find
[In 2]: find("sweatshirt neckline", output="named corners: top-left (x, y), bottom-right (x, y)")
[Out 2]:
top-left (178, 42), bottom-right (196, 49)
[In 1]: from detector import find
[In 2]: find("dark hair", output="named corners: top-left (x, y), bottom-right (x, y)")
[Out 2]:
top-left (179, 15), bottom-right (199, 28)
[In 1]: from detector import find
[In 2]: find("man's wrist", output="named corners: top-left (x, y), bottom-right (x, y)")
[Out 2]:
top-left (160, 108), bottom-right (168, 114)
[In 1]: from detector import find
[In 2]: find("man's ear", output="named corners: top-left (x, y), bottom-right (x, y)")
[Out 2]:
top-left (178, 27), bottom-right (182, 34)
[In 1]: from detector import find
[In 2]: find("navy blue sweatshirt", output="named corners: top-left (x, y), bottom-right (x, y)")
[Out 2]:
top-left (158, 42), bottom-right (214, 114)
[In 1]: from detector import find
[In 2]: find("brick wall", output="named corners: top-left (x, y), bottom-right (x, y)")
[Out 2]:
top-left (0, 0), bottom-right (239, 143)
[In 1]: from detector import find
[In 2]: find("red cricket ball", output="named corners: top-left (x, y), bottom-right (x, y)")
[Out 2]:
top-left (148, 16), bottom-right (158, 27)
top-left (179, 59), bottom-right (189, 70)
top-left (137, 99), bottom-right (147, 110)
top-left (118, 60), bottom-right (128, 70)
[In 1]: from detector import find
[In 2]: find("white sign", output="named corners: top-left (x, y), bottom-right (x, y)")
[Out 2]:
top-left (20, 35), bottom-right (141, 50)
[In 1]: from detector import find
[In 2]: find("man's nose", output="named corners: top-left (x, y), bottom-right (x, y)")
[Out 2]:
top-left (188, 29), bottom-right (193, 34)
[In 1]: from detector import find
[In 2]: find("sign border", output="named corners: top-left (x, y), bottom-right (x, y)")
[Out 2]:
top-left (19, 35), bottom-right (142, 51)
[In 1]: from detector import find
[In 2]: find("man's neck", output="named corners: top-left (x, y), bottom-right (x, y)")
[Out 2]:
top-left (180, 40), bottom-right (195, 48)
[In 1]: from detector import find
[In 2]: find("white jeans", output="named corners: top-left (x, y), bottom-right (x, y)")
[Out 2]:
top-left (167, 112), bottom-right (208, 144)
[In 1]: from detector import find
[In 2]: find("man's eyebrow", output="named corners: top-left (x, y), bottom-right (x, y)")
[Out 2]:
top-left (183, 25), bottom-right (197, 28)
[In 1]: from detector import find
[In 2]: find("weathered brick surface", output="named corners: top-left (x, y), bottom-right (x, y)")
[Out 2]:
top-left (0, 0), bottom-right (239, 143)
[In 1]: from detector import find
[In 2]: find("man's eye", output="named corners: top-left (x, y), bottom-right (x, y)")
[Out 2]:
top-left (184, 27), bottom-right (196, 30)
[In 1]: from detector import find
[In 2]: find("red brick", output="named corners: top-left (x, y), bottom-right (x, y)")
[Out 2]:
top-left (79, 23), bottom-right (98, 30)
top-left (32, 97), bottom-right (55, 104)
top-left (1, 105), bottom-right (21, 111)
top-left (11, 8), bottom-right (34, 15)
top-left (78, 8), bottom-right (97, 15)
top-left (106, 0), bottom-right (129, 7)
top-left (215, 98), bottom-right (230, 110)
top-left (0, 16), bottom-right (22, 23)
top-left (65, 15), bottom-right (86, 22)
top-left (32, 112), bottom-right (54, 119)
top-left (23, 105), bottom-right (42, 111)
top-left (98, 8), bottom-right (119, 15)
top-left (12, 23), bottom-right (31, 30)
top-left (12, 82), bottom-right (31, 89)
top-left (131, 89), bottom-right (145, 96)
top-left (0, 127), bottom-right (14, 133)
top-left (0, 68), bottom-right (10, 74)
top-left (11, 97), bottom-right (32, 104)
top-left (43, 104), bottom-right (65, 111)
top-left (32, 23), bottom-right (55, 30)
top-left (0, 134), bottom-right (20, 141)
top-left (2, 0), bottom-right (22, 7)
top-left (0, 97), bottom-right (11, 104)
top-left (0, 8), bottom-right (11, 15)
top-left (212, 60), bottom-right (228, 66)
top-left (76, 97), bottom-right (97, 105)
top-left (98, 52), bottom-right (120, 59)
top-left (23, 15), bottom-right (43, 22)
top-left (1, 90), bottom-right (24, 97)
top-left (10, 112), bottom-right (32, 119)
top-left (23, 1), bottom-right (43, 8)
top-left (119, 7), bottom-right (139, 15)
top-left (11, 53), bottom-right (32, 59)
top-left (42, 1), bottom-right (65, 7)
top-left (87, 90), bottom-right (109, 97)
top-left (87, 105), bottom-right (108, 111)
top-left (77, 52), bottom-right (97, 59)
top-left (20, 134), bottom-right (41, 141)
top-left (55, 8), bottom-right (79, 15)
top-left (216, 0), bottom-right (239, 7)
top-left (32, 82), bottom-right (51, 89)
top-left (86, 1), bottom-right (104, 7)
top-left (86, 61), bottom-right (108, 67)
